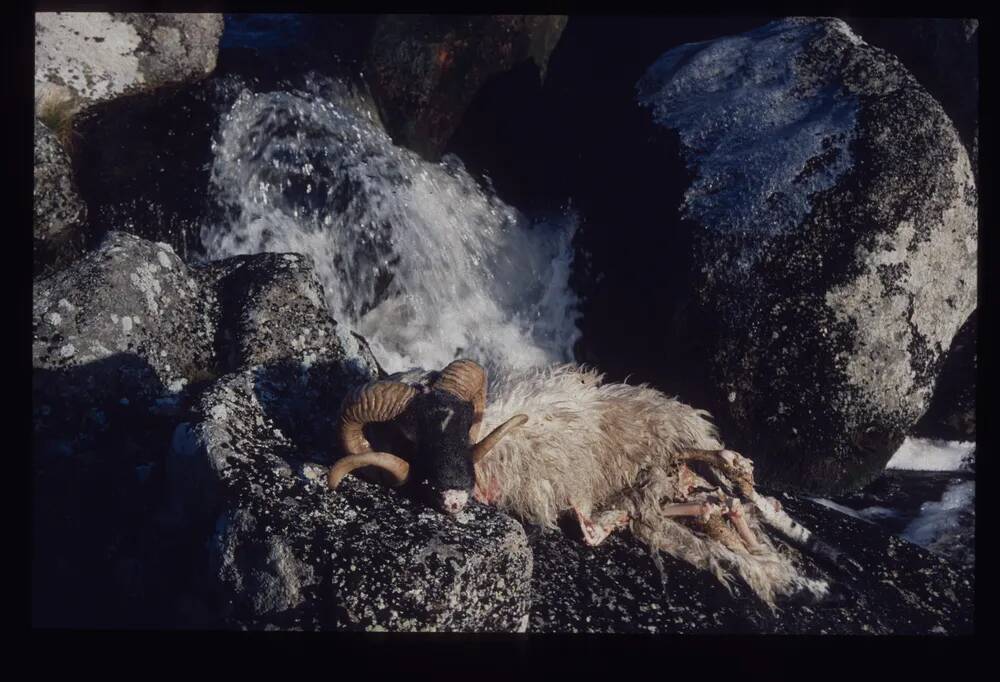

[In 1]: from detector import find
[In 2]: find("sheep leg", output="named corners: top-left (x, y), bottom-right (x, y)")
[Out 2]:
top-left (722, 497), bottom-right (765, 554)
top-left (748, 491), bottom-right (863, 577)
top-left (573, 506), bottom-right (629, 547)
top-left (700, 514), bottom-right (750, 554)
top-left (663, 496), bottom-right (764, 554)
top-left (661, 501), bottom-right (718, 520)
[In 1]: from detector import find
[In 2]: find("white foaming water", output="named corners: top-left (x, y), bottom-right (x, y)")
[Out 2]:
top-left (203, 75), bottom-right (580, 374)
top-left (885, 437), bottom-right (976, 472)
top-left (902, 480), bottom-right (975, 557)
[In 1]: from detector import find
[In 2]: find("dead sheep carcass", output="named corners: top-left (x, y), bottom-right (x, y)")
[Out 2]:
top-left (327, 359), bottom-right (855, 605)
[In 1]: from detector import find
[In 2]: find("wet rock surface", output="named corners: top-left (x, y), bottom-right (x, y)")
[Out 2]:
top-left (366, 14), bottom-right (567, 160)
top-left (636, 18), bottom-right (977, 495)
top-left (67, 76), bottom-right (241, 261)
top-left (827, 469), bottom-right (976, 569)
top-left (528, 496), bottom-right (973, 634)
top-left (34, 12), bottom-right (224, 125)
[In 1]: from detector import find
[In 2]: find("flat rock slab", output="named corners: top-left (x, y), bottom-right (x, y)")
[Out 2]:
top-left (528, 496), bottom-right (972, 634)
top-left (173, 365), bottom-right (534, 631)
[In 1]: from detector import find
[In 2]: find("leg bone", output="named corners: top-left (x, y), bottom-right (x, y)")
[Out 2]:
top-left (574, 505), bottom-right (629, 547)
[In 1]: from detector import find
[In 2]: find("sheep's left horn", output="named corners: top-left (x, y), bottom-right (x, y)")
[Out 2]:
top-left (328, 452), bottom-right (410, 489)
top-left (472, 414), bottom-right (529, 464)
top-left (433, 359), bottom-right (487, 441)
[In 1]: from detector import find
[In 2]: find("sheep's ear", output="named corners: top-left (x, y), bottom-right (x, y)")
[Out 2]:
top-left (472, 415), bottom-right (528, 464)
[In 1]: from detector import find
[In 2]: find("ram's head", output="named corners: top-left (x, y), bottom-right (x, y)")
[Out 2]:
top-left (326, 359), bottom-right (527, 514)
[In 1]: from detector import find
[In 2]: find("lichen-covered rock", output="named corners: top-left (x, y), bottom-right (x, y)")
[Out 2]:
top-left (203, 251), bottom-right (379, 375)
top-left (33, 120), bottom-right (85, 244)
top-left (32, 232), bottom-right (384, 627)
top-left (637, 18), bottom-right (977, 494)
top-left (34, 12), bottom-right (224, 126)
top-left (169, 365), bottom-right (533, 631)
top-left (33, 231), bottom-right (216, 414)
top-left (366, 14), bottom-right (567, 160)
top-left (528, 494), bottom-right (972, 634)
top-left (846, 18), bottom-right (979, 174)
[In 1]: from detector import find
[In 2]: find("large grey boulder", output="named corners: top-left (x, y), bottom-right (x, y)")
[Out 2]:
top-left (202, 252), bottom-right (376, 374)
top-left (637, 18), bottom-right (977, 494)
top-left (168, 364), bottom-right (534, 631)
top-left (34, 12), bottom-right (224, 127)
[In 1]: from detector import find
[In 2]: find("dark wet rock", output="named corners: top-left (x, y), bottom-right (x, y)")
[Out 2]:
top-left (528, 495), bottom-right (972, 634)
top-left (913, 310), bottom-right (976, 441)
top-left (217, 14), bottom-right (376, 91)
top-left (635, 18), bottom-right (977, 495)
top-left (34, 12), bottom-right (224, 127)
top-left (365, 14), bottom-right (567, 160)
top-left (34, 119), bottom-right (87, 276)
top-left (846, 18), bottom-right (979, 174)
top-left (69, 74), bottom-right (246, 260)
top-left (168, 364), bottom-right (533, 631)
top-left (527, 526), bottom-right (772, 633)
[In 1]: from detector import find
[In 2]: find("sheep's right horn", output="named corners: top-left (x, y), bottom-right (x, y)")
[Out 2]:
top-left (433, 359), bottom-right (487, 441)
top-left (472, 414), bottom-right (529, 463)
top-left (339, 381), bottom-right (418, 457)
top-left (328, 451), bottom-right (410, 489)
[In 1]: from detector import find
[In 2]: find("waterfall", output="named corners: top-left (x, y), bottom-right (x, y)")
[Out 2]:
top-left (203, 75), bottom-right (581, 375)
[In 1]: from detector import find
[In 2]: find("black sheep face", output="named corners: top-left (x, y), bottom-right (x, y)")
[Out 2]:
top-left (411, 389), bottom-right (477, 514)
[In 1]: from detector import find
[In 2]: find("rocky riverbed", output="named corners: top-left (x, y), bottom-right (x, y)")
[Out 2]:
top-left (32, 13), bottom-right (976, 632)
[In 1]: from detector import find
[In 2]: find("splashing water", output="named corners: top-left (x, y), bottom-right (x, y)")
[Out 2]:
top-left (203, 75), bottom-right (580, 374)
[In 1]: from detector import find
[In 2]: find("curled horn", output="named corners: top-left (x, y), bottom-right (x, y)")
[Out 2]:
top-left (329, 381), bottom-right (417, 490)
top-left (328, 451), bottom-right (410, 489)
top-left (472, 414), bottom-right (529, 464)
top-left (433, 359), bottom-right (487, 441)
